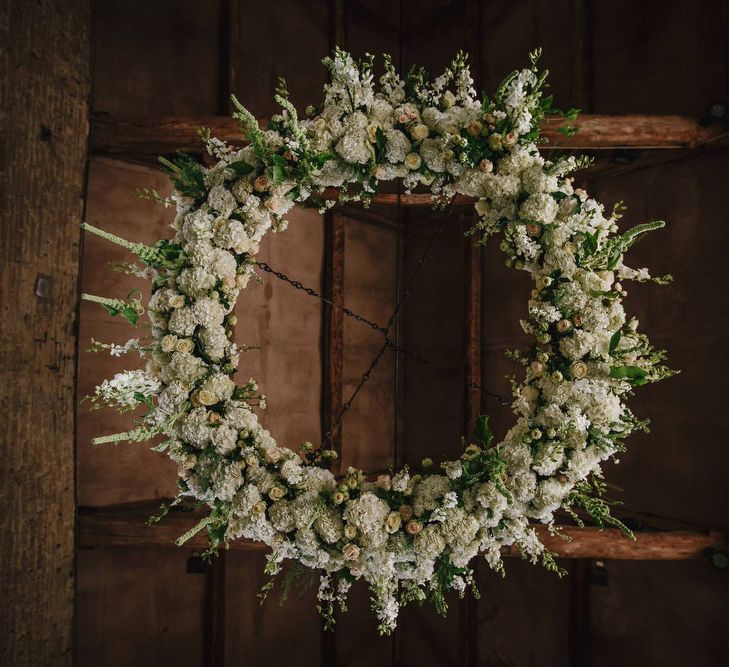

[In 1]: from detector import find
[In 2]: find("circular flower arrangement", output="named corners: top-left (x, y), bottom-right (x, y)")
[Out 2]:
top-left (84, 49), bottom-right (676, 633)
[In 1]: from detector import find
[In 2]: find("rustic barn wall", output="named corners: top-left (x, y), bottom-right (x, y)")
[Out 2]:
top-left (0, 1), bottom-right (89, 665)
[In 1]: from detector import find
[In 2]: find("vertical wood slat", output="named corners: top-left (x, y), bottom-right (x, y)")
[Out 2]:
top-left (321, 213), bottom-right (346, 464)
top-left (568, 559), bottom-right (591, 667)
top-left (570, 0), bottom-right (594, 112)
top-left (204, 553), bottom-right (227, 667)
top-left (458, 217), bottom-right (482, 667)
top-left (218, 0), bottom-right (240, 115)
top-left (0, 1), bottom-right (90, 664)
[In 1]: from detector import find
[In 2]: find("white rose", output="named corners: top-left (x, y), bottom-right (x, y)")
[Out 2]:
top-left (160, 335), bottom-right (177, 353)
top-left (404, 152), bottom-right (422, 170)
top-left (385, 512), bottom-right (402, 534)
top-left (410, 123), bottom-right (429, 140)
top-left (571, 361), bottom-right (588, 379)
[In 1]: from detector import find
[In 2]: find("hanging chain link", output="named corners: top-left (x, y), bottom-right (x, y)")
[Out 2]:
top-left (255, 261), bottom-right (388, 336)
top-left (255, 201), bottom-right (508, 447)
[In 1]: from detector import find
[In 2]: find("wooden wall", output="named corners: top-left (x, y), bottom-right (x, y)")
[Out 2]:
top-left (0, 1), bottom-right (89, 665)
top-left (71, 1), bottom-right (729, 666)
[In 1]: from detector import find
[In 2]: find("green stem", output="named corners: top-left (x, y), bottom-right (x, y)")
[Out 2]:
top-left (175, 515), bottom-right (213, 546)
top-left (81, 293), bottom-right (126, 309)
top-left (92, 427), bottom-right (156, 445)
top-left (81, 222), bottom-right (136, 251)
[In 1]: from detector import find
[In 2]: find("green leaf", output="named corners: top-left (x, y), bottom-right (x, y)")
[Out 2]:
top-left (610, 365), bottom-right (648, 385)
top-left (374, 127), bottom-right (387, 163)
top-left (582, 231), bottom-right (598, 255)
top-left (227, 160), bottom-right (254, 176)
top-left (312, 152), bottom-right (335, 168)
top-left (609, 330), bottom-right (622, 355)
top-left (271, 154), bottom-right (288, 183)
top-left (472, 415), bottom-right (494, 447)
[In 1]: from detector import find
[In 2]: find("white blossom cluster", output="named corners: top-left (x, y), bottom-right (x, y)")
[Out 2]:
top-left (87, 50), bottom-right (674, 635)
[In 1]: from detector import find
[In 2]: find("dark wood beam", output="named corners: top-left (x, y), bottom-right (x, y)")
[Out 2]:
top-left (203, 552), bottom-right (227, 667)
top-left (0, 2), bottom-right (90, 664)
top-left (90, 113), bottom-right (727, 157)
top-left (77, 503), bottom-right (727, 560)
top-left (321, 211), bottom-right (345, 466)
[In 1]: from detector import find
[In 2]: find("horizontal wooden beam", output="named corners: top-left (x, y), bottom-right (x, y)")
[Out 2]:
top-left (78, 502), bottom-right (726, 560)
top-left (90, 113), bottom-right (725, 157)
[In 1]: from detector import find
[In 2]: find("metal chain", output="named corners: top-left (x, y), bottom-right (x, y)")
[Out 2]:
top-left (256, 201), bottom-right (508, 447)
top-left (255, 261), bottom-right (387, 336)
top-left (389, 343), bottom-right (510, 405)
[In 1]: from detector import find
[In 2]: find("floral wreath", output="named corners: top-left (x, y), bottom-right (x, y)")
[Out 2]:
top-left (83, 49), bottom-right (676, 634)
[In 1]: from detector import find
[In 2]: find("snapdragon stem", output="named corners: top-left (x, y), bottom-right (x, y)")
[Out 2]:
top-left (175, 516), bottom-right (213, 546)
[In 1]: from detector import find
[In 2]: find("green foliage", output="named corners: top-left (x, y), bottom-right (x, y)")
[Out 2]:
top-left (158, 153), bottom-right (206, 202)
top-left (472, 415), bottom-right (494, 447)
top-left (609, 330), bottom-right (622, 355)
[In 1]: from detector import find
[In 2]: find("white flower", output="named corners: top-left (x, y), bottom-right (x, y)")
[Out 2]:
top-left (404, 152), bottom-right (422, 170)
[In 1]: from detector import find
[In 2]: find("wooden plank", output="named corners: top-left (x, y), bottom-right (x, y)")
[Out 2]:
top-left (0, 1), bottom-right (89, 665)
top-left (78, 503), bottom-right (726, 560)
top-left (460, 218), bottom-right (482, 666)
top-left (90, 113), bottom-right (726, 156)
top-left (218, 0), bottom-right (240, 115)
top-left (568, 559), bottom-right (591, 667)
top-left (204, 552), bottom-right (227, 667)
top-left (321, 212), bottom-right (345, 466)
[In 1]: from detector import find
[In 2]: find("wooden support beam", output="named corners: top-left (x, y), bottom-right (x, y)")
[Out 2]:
top-left (321, 211), bottom-right (345, 465)
top-left (568, 559), bottom-right (591, 667)
top-left (0, 2), bottom-right (90, 664)
top-left (90, 113), bottom-right (727, 157)
top-left (77, 503), bottom-right (727, 560)
top-left (460, 216), bottom-right (482, 667)
top-left (203, 552), bottom-right (227, 667)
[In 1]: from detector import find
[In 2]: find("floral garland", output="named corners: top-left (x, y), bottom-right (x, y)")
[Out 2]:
top-left (83, 49), bottom-right (676, 634)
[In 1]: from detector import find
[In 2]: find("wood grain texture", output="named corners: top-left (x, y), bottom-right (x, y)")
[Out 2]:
top-left (0, 1), bottom-right (89, 664)
top-left (78, 502), bottom-right (726, 560)
top-left (322, 212), bottom-right (345, 466)
top-left (90, 113), bottom-right (726, 156)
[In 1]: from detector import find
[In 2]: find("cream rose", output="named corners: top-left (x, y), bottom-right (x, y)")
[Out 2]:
top-left (175, 338), bottom-right (195, 354)
top-left (198, 389), bottom-right (217, 406)
top-left (410, 123), bottom-right (429, 141)
top-left (160, 335), bottom-right (177, 353)
top-left (168, 294), bottom-right (185, 309)
top-left (342, 542), bottom-right (361, 561)
top-left (269, 486), bottom-right (286, 501)
top-left (385, 512), bottom-right (402, 534)
top-left (556, 319), bottom-right (572, 333)
top-left (405, 520), bottom-right (423, 535)
top-left (571, 360), bottom-right (588, 379)
top-left (404, 152), bottom-right (422, 170)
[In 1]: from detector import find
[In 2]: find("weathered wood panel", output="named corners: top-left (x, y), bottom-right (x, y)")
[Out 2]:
top-left (78, 502), bottom-right (726, 558)
top-left (340, 216), bottom-right (397, 472)
top-left (233, 206), bottom-right (324, 453)
top-left (93, 0), bottom-right (223, 115)
top-left (589, 561), bottom-right (729, 666)
top-left (76, 547), bottom-right (207, 667)
top-left (90, 112), bottom-right (725, 157)
top-left (0, 1), bottom-right (89, 664)
top-left (224, 550), bottom-right (322, 667)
